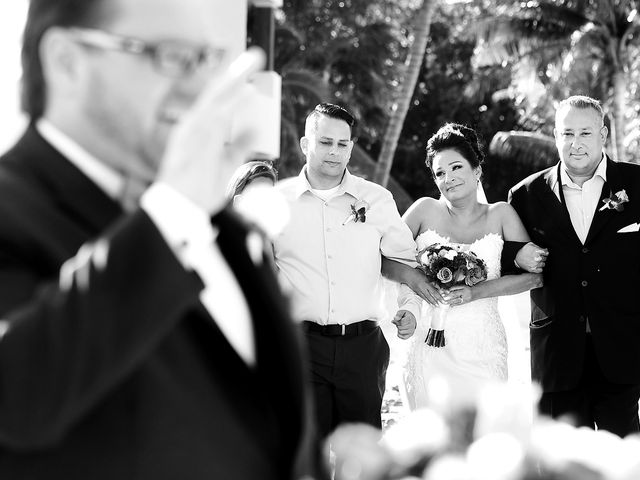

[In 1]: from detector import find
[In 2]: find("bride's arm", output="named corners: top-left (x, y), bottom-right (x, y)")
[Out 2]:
top-left (446, 203), bottom-right (543, 305)
top-left (448, 272), bottom-right (542, 305)
top-left (382, 198), bottom-right (445, 306)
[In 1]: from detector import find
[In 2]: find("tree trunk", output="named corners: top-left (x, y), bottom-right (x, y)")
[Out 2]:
top-left (374, 0), bottom-right (437, 187)
top-left (610, 68), bottom-right (627, 163)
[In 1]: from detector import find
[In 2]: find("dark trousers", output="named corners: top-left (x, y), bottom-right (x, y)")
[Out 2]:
top-left (539, 334), bottom-right (640, 437)
top-left (303, 325), bottom-right (389, 439)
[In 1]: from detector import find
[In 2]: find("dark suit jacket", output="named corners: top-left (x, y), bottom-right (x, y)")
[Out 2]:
top-left (508, 159), bottom-right (640, 392)
top-left (0, 125), bottom-right (322, 479)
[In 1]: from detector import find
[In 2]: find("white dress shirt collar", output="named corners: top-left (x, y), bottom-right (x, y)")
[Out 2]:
top-left (294, 166), bottom-right (360, 200)
top-left (36, 118), bottom-right (124, 200)
top-left (555, 154), bottom-right (607, 190)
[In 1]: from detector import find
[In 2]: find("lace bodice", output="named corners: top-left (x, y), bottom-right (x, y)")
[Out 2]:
top-left (415, 229), bottom-right (503, 282)
top-left (403, 229), bottom-right (508, 410)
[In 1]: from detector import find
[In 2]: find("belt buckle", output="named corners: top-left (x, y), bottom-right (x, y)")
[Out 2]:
top-left (341, 324), bottom-right (346, 336)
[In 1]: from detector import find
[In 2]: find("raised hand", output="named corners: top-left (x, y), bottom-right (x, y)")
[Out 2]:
top-left (157, 47), bottom-right (266, 214)
top-left (392, 310), bottom-right (417, 339)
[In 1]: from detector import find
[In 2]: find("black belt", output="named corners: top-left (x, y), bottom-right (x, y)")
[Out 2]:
top-left (301, 320), bottom-right (378, 336)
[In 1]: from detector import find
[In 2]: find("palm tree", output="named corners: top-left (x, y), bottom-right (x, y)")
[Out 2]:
top-left (474, 0), bottom-right (640, 163)
top-left (374, 0), bottom-right (438, 186)
top-left (276, 3), bottom-right (414, 175)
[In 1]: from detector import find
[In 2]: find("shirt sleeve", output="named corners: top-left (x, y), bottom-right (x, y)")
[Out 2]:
top-left (378, 191), bottom-right (418, 268)
top-left (397, 283), bottom-right (422, 322)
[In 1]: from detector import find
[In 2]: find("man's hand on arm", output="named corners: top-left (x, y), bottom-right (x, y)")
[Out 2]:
top-left (514, 242), bottom-right (548, 273)
top-left (381, 258), bottom-right (444, 306)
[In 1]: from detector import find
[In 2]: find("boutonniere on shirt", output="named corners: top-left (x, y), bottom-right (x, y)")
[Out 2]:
top-left (343, 199), bottom-right (370, 225)
top-left (599, 189), bottom-right (629, 212)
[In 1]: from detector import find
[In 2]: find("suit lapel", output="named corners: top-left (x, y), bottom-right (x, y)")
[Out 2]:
top-left (537, 164), bottom-right (582, 245)
top-left (212, 208), bottom-right (305, 460)
top-left (585, 158), bottom-right (620, 245)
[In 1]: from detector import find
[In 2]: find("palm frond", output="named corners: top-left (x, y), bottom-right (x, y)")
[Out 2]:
top-left (489, 131), bottom-right (558, 169)
top-left (348, 145), bottom-right (414, 213)
top-left (473, 1), bottom-right (596, 67)
top-left (281, 69), bottom-right (329, 99)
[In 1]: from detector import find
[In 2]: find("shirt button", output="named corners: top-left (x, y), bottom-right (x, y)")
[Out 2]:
top-left (327, 255), bottom-right (333, 259)
top-left (581, 280), bottom-right (588, 287)
top-left (331, 281), bottom-right (336, 286)
top-left (326, 228), bottom-right (331, 232)
top-left (582, 247), bottom-right (589, 254)
top-left (578, 315), bottom-right (585, 322)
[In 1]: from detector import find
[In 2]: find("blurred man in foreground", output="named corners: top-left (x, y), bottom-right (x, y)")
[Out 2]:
top-left (0, 0), bottom-right (323, 478)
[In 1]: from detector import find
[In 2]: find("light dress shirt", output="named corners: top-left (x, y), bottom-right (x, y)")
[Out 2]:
top-left (550, 156), bottom-right (606, 333)
top-left (274, 167), bottom-right (421, 325)
top-left (37, 120), bottom-right (255, 365)
top-left (551, 157), bottom-right (607, 244)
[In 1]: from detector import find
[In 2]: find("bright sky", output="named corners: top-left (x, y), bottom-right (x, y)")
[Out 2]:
top-left (0, 2), bottom-right (28, 154)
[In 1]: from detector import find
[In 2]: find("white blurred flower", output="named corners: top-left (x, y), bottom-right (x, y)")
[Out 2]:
top-left (466, 432), bottom-right (524, 480)
top-left (329, 423), bottom-right (393, 480)
top-left (381, 407), bottom-right (449, 469)
top-left (423, 454), bottom-right (472, 480)
top-left (233, 184), bottom-right (289, 238)
top-left (529, 418), bottom-right (634, 478)
top-left (474, 382), bottom-right (540, 443)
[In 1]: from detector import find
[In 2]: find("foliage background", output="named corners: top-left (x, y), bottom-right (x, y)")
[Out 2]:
top-left (269, 0), bottom-right (639, 212)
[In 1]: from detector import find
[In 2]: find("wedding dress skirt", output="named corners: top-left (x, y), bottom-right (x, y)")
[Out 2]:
top-left (403, 229), bottom-right (507, 410)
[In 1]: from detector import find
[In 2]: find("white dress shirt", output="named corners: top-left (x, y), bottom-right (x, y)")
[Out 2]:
top-left (37, 120), bottom-right (255, 365)
top-left (274, 167), bottom-right (422, 325)
top-left (552, 158), bottom-right (607, 244)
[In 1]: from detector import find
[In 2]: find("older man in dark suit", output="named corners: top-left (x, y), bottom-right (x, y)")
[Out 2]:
top-left (508, 95), bottom-right (640, 437)
top-left (0, 0), bottom-right (323, 479)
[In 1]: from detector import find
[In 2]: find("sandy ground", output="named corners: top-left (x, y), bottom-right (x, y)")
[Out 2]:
top-left (380, 285), bottom-right (532, 431)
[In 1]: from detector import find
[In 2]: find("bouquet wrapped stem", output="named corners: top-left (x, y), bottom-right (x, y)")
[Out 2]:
top-left (425, 304), bottom-right (449, 347)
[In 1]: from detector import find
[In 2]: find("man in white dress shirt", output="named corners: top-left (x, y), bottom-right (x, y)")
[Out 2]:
top-left (274, 103), bottom-right (437, 439)
top-left (0, 0), bottom-right (324, 478)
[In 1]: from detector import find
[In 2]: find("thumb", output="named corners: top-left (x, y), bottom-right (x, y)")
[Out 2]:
top-left (392, 311), bottom-right (406, 325)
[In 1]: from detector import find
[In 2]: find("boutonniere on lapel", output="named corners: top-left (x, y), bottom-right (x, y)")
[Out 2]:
top-left (343, 199), bottom-right (370, 225)
top-left (599, 189), bottom-right (629, 212)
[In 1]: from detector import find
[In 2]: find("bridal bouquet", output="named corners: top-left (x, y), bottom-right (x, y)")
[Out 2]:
top-left (416, 243), bottom-right (487, 347)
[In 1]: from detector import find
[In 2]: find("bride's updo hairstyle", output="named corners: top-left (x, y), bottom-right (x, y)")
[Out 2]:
top-left (425, 123), bottom-right (485, 173)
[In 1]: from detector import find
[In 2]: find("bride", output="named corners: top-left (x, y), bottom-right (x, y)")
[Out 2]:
top-left (398, 123), bottom-right (543, 410)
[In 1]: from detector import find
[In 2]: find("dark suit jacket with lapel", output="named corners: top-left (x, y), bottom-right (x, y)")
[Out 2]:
top-left (509, 158), bottom-right (640, 392)
top-left (0, 125), bottom-right (322, 480)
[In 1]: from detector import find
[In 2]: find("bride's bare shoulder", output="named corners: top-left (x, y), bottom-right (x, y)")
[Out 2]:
top-left (487, 201), bottom-right (522, 225)
top-left (403, 197), bottom-right (442, 235)
top-left (404, 196), bottom-right (441, 216)
top-left (487, 201), bottom-right (516, 216)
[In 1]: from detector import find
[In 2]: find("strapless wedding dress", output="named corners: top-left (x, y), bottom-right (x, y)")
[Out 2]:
top-left (403, 229), bottom-right (507, 410)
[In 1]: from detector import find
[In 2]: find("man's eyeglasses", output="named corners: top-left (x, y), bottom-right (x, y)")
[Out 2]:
top-left (67, 27), bottom-right (227, 77)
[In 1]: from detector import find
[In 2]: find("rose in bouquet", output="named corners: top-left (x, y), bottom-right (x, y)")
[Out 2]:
top-left (416, 243), bottom-right (488, 347)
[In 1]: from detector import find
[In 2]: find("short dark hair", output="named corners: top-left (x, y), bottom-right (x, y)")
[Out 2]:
top-left (21, 0), bottom-right (112, 119)
top-left (425, 123), bottom-right (484, 171)
top-left (305, 102), bottom-right (356, 137)
top-left (225, 160), bottom-right (278, 199)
